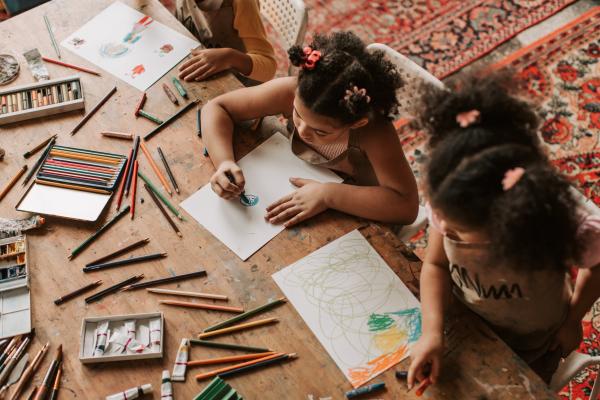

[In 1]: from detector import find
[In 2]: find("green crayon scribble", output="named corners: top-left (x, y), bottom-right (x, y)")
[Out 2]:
top-left (368, 313), bottom-right (395, 332)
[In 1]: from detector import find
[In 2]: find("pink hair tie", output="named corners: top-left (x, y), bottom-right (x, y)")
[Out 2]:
top-left (456, 109), bottom-right (480, 128)
top-left (302, 46), bottom-right (321, 70)
top-left (502, 167), bottom-right (525, 191)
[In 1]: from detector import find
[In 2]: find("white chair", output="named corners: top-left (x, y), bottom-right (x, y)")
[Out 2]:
top-left (259, 0), bottom-right (308, 75)
top-left (550, 352), bottom-right (600, 399)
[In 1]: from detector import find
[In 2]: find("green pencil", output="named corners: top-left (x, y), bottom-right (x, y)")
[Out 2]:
top-left (68, 206), bottom-right (131, 260)
top-left (189, 339), bottom-right (271, 353)
top-left (172, 77), bottom-right (188, 98)
top-left (138, 109), bottom-right (163, 125)
top-left (137, 172), bottom-right (184, 220)
top-left (203, 297), bottom-right (287, 333)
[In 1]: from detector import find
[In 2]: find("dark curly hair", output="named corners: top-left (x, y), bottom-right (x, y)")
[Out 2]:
top-left (288, 31), bottom-right (403, 124)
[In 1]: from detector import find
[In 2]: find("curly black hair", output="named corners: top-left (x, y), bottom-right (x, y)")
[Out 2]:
top-left (288, 31), bottom-right (403, 124)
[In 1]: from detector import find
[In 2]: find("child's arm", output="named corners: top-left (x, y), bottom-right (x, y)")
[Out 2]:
top-left (407, 229), bottom-right (452, 388)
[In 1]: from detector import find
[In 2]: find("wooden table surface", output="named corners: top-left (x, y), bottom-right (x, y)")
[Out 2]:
top-left (0, 0), bottom-right (558, 398)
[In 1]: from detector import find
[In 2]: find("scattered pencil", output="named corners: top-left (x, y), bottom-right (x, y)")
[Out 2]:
top-left (162, 83), bottom-right (179, 105)
top-left (197, 318), bottom-right (278, 339)
top-left (144, 100), bottom-right (197, 141)
top-left (26, 386), bottom-right (37, 400)
top-left (133, 92), bottom-right (147, 117)
top-left (43, 15), bottom-right (60, 59)
top-left (217, 353), bottom-right (297, 379)
top-left (138, 109), bottom-right (163, 125)
top-left (143, 184), bottom-right (182, 237)
top-left (140, 142), bottom-right (171, 195)
top-left (68, 206), bottom-right (131, 260)
top-left (48, 364), bottom-right (61, 400)
top-left (124, 136), bottom-right (140, 196)
top-left (172, 77), bottom-right (188, 98)
top-left (196, 108), bottom-right (201, 137)
top-left (8, 342), bottom-right (49, 400)
top-left (189, 340), bottom-right (271, 353)
top-left (85, 274), bottom-right (144, 303)
top-left (116, 149), bottom-right (132, 210)
top-left (346, 382), bottom-right (386, 399)
top-left (159, 300), bottom-right (244, 313)
top-left (0, 165), bottom-right (27, 202)
top-left (36, 179), bottom-right (111, 195)
top-left (187, 352), bottom-right (275, 367)
top-left (32, 344), bottom-right (61, 400)
top-left (194, 352), bottom-right (285, 381)
top-left (22, 136), bottom-right (55, 186)
top-left (156, 147), bottom-right (179, 194)
top-left (70, 85), bottom-right (117, 135)
top-left (396, 370), bottom-right (408, 380)
top-left (85, 238), bottom-right (150, 267)
top-left (147, 288), bottom-right (226, 300)
top-left (83, 252), bottom-right (166, 272)
top-left (130, 160), bottom-right (139, 219)
top-left (23, 134), bottom-right (57, 158)
top-left (0, 336), bottom-right (31, 386)
top-left (203, 297), bottom-right (286, 332)
top-left (42, 56), bottom-right (100, 76)
top-left (54, 280), bottom-right (102, 305)
top-left (138, 172), bottom-right (184, 220)
top-left (121, 269), bottom-right (207, 291)
top-left (101, 131), bottom-right (133, 140)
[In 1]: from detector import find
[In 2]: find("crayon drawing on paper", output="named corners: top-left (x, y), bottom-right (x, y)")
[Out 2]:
top-left (61, 1), bottom-right (199, 90)
top-left (272, 230), bottom-right (421, 388)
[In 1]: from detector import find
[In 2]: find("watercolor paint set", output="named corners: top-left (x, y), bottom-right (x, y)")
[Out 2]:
top-left (0, 235), bottom-right (32, 339)
top-left (0, 75), bottom-right (85, 125)
top-left (79, 312), bottom-right (164, 364)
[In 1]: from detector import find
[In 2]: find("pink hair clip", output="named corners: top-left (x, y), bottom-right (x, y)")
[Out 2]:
top-left (456, 109), bottom-right (481, 128)
top-left (502, 167), bottom-right (525, 191)
top-left (302, 46), bottom-right (321, 70)
top-left (344, 86), bottom-right (371, 104)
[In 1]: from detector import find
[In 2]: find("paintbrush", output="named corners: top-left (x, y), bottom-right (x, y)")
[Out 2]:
top-left (8, 342), bottom-right (49, 400)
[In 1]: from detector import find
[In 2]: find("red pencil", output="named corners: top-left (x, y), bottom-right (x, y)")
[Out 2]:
top-left (116, 149), bottom-right (132, 211)
top-left (42, 56), bottom-right (100, 76)
top-left (134, 92), bottom-right (147, 117)
top-left (130, 160), bottom-right (139, 219)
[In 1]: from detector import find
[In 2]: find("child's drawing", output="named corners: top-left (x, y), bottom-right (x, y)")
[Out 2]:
top-left (158, 44), bottom-right (174, 57)
top-left (69, 38), bottom-right (85, 48)
top-left (273, 230), bottom-right (421, 388)
top-left (129, 64), bottom-right (145, 78)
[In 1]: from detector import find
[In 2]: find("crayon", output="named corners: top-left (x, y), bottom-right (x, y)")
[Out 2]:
top-left (346, 382), bottom-right (386, 399)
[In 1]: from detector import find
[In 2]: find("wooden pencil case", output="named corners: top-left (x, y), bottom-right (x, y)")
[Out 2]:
top-left (0, 75), bottom-right (84, 125)
top-left (79, 312), bottom-right (164, 364)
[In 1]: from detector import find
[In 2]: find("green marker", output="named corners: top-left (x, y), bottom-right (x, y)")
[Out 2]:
top-left (137, 171), bottom-right (185, 221)
top-left (172, 77), bottom-right (188, 98)
top-left (138, 109), bottom-right (163, 125)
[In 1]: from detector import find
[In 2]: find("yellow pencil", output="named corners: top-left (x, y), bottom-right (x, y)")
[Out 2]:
top-left (0, 165), bottom-right (27, 201)
top-left (139, 141), bottom-right (172, 195)
top-left (187, 351), bottom-right (275, 367)
top-left (197, 317), bottom-right (279, 339)
top-left (36, 179), bottom-right (111, 195)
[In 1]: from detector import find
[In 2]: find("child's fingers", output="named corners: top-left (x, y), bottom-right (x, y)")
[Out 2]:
top-left (284, 211), bottom-right (308, 228)
top-left (179, 56), bottom-right (202, 71)
top-left (268, 207), bottom-right (300, 224)
top-left (215, 174), bottom-right (240, 194)
top-left (430, 358), bottom-right (440, 384)
top-left (407, 358), bottom-right (423, 389)
top-left (230, 169), bottom-right (245, 189)
top-left (196, 67), bottom-right (218, 82)
top-left (266, 194), bottom-right (293, 211)
top-left (180, 63), bottom-right (210, 81)
top-left (265, 201), bottom-right (295, 220)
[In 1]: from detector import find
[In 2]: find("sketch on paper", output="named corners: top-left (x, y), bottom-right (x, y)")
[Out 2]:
top-left (272, 229), bottom-right (421, 388)
top-left (129, 64), bottom-right (145, 78)
top-left (61, 1), bottom-right (199, 91)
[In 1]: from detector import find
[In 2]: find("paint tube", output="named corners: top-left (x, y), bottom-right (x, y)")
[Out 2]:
top-left (0, 216), bottom-right (44, 239)
top-left (107, 331), bottom-right (127, 354)
top-left (105, 384), bottom-right (152, 400)
top-left (171, 338), bottom-right (189, 382)
top-left (94, 321), bottom-right (109, 357)
top-left (123, 320), bottom-right (144, 353)
top-left (22, 49), bottom-right (49, 81)
top-left (149, 318), bottom-right (161, 353)
top-left (161, 370), bottom-right (173, 400)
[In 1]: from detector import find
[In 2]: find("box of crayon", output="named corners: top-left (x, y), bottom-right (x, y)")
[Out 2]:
top-left (0, 75), bottom-right (84, 125)
top-left (0, 235), bottom-right (31, 339)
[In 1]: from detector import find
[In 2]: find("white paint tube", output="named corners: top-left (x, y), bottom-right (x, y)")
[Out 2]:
top-left (149, 318), bottom-right (161, 353)
top-left (171, 338), bottom-right (189, 382)
top-left (161, 370), bottom-right (173, 400)
top-left (94, 321), bottom-right (109, 357)
top-left (105, 384), bottom-right (152, 400)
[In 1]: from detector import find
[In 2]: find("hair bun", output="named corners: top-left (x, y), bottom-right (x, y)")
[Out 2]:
top-left (342, 85), bottom-right (371, 115)
top-left (288, 45), bottom-right (306, 67)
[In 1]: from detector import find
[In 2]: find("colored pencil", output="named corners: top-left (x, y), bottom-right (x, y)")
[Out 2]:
top-left (159, 300), bottom-right (243, 313)
top-left (101, 131), bottom-right (133, 140)
top-left (138, 109), bottom-right (163, 124)
top-left (124, 136), bottom-right (140, 196)
top-left (43, 15), bottom-right (60, 59)
top-left (0, 336), bottom-right (30, 386)
top-left (147, 288), bottom-right (227, 300)
top-left (172, 77), bottom-right (188, 98)
top-left (83, 252), bottom-right (167, 272)
top-left (8, 342), bottom-right (49, 400)
top-left (189, 340), bottom-right (271, 353)
top-left (68, 206), bottom-right (131, 260)
top-left (140, 141), bottom-right (171, 195)
top-left (130, 160), bottom-right (139, 219)
top-left (121, 269), bottom-right (207, 291)
top-left (346, 382), bottom-right (386, 399)
top-left (0, 165), bottom-right (27, 201)
top-left (116, 149), bottom-right (132, 210)
top-left (134, 92), bottom-right (146, 117)
top-left (85, 237), bottom-right (150, 267)
top-left (196, 108), bottom-right (202, 137)
top-left (138, 172), bottom-right (184, 220)
top-left (85, 274), bottom-right (144, 303)
top-left (47, 364), bottom-right (61, 400)
top-left (143, 184), bottom-right (181, 237)
top-left (187, 352), bottom-right (275, 367)
top-left (54, 280), bottom-right (103, 305)
top-left (195, 352), bottom-right (283, 381)
top-left (53, 145), bottom-right (123, 160)
top-left (49, 150), bottom-right (121, 164)
top-left (35, 179), bottom-right (112, 195)
top-left (26, 386), bottom-right (37, 400)
top-left (197, 318), bottom-right (278, 339)
top-left (144, 100), bottom-right (197, 141)
top-left (70, 85), bottom-right (117, 135)
top-left (217, 353), bottom-right (297, 379)
top-left (162, 83), bottom-right (179, 105)
top-left (156, 147), bottom-right (179, 194)
top-left (23, 134), bottom-right (57, 158)
top-left (203, 297), bottom-right (287, 333)
top-left (32, 344), bottom-right (61, 400)
top-left (22, 137), bottom-right (55, 186)
top-left (42, 56), bottom-right (100, 76)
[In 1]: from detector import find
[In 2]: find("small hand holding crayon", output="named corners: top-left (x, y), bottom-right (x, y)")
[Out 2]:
top-left (407, 333), bottom-right (443, 392)
top-left (210, 161), bottom-right (245, 200)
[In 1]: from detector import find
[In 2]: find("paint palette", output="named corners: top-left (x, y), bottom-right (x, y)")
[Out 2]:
top-left (0, 235), bottom-right (31, 339)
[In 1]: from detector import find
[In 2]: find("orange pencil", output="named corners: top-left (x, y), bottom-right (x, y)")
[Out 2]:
top-left (0, 165), bottom-right (27, 201)
top-left (195, 352), bottom-right (283, 381)
top-left (159, 300), bottom-right (244, 313)
top-left (116, 149), bottom-right (132, 211)
top-left (130, 160), bottom-right (139, 219)
top-left (42, 56), bottom-right (101, 76)
top-left (197, 318), bottom-right (279, 339)
top-left (187, 351), bottom-right (275, 367)
top-left (139, 141), bottom-right (172, 195)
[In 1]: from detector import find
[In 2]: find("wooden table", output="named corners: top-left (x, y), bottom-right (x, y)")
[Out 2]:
top-left (0, 0), bottom-right (558, 398)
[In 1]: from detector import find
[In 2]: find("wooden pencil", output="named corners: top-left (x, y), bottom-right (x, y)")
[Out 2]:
top-left (195, 352), bottom-right (283, 381)
top-left (68, 206), bottom-right (131, 260)
top-left (159, 300), bottom-right (244, 313)
top-left (23, 134), bottom-right (57, 158)
top-left (189, 340), bottom-right (271, 353)
top-left (140, 142), bottom-right (171, 195)
top-left (133, 92), bottom-right (146, 117)
top-left (42, 56), bottom-right (100, 76)
top-left (101, 131), bottom-right (133, 140)
top-left (70, 85), bottom-right (117, 135)
top-left (49, 150), bottom-right (121, 164)
top-left (32, 344), bottom-right (61, 400)
top-left (124, 136), bottom-right (140, 196)
top-left (144, 100), bottom-right (197, 141)
top-left (143, 184), bottom-right (181, 237)
top-left (8, 342), bottom-right (49, 400)
top-left (22, 137), bottom-right (55, 186)
top-left (85, 237), bottom-right (150, 267)
top-left (54, 280), bottom-right (102, 305)
top-left (156, 147), bottom-right (179, 194)
top-left (36, 179), bottom-right (111, 195)
top-left (43, 15), bottom-right (60, 59)
top-left (116, 149), bottom-right (133, 210)
top-left (203, 297), bottom-right (287, 333)
top-left (187, 352), bottom-right (275, 367)
top-left (83, 252), bottom-right (167, 272)
top-left (0, 165), bottom-right (27, 201)
top-left (162, 83), bottom-right (179, 105)
top-left (217, 353), bottom-right (296, 379)
top-left (197, 318), bottom-right (278, 339)
top-left (47, 364), bottom-right (61, 400)
top-left (52, 145), bottom-right (123, 160)
top-left (196, 107), bottom-right (202, 137)
top-left (146, 288), bottom-right (227, 300)
top-left (26, 386), bottom-right (37, 400)
top-left (138, 172), bottom-right (184, 220)
top-left (121, 270), bottom-right (207, 291)
top-left (85, 274), bottom-right (144, 303)
top-left (130, 160), bottom-right (139, 219)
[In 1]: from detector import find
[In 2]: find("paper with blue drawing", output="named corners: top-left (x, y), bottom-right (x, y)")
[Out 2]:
top-left (273, 229), bottom-right (421, 388)
top-left (181, 132), bottom-right (343, 260)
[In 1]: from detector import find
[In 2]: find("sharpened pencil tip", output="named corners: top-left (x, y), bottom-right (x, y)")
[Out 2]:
top-left (177, 232), bottom-right (183, 238)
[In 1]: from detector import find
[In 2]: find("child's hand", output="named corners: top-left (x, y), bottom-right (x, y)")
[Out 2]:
top-left (550, 316), bottom-right (583, 357)
top-left (210, 161), bottom-right (245, 200)
top-left (265, 178), bottom-right (330, 227)
top-left (407, 332), bottom-right (444, 389)
top-left (179, 48), bottom-right (232, 82)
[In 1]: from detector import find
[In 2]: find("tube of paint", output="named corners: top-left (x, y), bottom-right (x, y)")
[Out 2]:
top-left (94, 321), bottom-right (109, 357)
top-left (171, 338), bottom-right (189, 382)
top-left (0, 215), bottom-right (44, 239)
top-left (161, 370), bottom-right (173, 400)
top-left (149, 318), bottom-right (161, 353)
top-left (22, 49), bottom-right (49, 81)
top-left (107, 331), bottom-right (127, 354)
top-left (105, 384), bottom-right (152, 400)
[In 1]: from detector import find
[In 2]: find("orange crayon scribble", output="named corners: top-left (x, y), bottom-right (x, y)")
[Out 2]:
top-left (131, 64), bottom-right (145, 78)
top-left (348, 344), bottom-right (409, 388)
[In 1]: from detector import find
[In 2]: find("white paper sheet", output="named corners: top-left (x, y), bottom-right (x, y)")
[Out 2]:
top-left (273, 230), bottom-right (421, 388)
top-left (180, 132), bottom-right (343, 260)
top-left (61, 2), bottom-right (199, 91)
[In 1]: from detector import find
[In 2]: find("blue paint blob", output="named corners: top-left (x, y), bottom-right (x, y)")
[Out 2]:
top-left (240, 194), bottom-right (259, 207)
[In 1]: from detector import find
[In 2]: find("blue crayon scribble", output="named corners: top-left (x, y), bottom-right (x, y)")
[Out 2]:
top-left (240, 194), bottom-right (259, 207)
